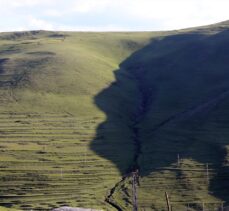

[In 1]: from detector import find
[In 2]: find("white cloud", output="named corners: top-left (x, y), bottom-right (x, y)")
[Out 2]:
top-left (55, 24), bottom-right (131, 32)
top-left (72, 0), bottom-right (110, 13)
top-left (44, 9), bottom-right (63, 17)
top-left (0, 0), bottom-right (229, 31)
top-left (10, 0), bottom-right (44, 7)
top-left (118, 0), bottom-right (229, 29)
top-left (0, 0), bottom-right (54, 7)
top-left (27, 16), bottom-right (54, 30)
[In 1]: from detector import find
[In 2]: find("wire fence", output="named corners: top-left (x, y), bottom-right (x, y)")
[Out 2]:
top-left (139, 202), bottom-right (227, 211)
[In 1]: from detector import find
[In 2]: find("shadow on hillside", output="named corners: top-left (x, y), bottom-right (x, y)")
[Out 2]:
top-left (0, 58), bottom-right (8, 74)
top-left (90, 28), bottom-right (229, 204)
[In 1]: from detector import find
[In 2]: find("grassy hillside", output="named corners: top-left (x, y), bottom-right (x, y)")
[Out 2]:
top-left (122, 27), bottom-right (229, 210)
top-left (0, 30), bottom-right (157, 210)
top-left (1, 21), bottom-right (229, 211)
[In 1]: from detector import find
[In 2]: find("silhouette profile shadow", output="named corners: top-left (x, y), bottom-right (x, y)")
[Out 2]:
top-left (90, 28), bottom-right (229, 205)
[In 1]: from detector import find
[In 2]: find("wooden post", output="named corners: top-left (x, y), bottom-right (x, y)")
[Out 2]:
top-left (84, 149), bottom-right (86, 166)
top-left (206, 163), bottom-right (209, 184)
top-left (187, 203), bottom-right (189, 211)
top-left (132, 172), bottom-right (138, 211)
top-left (165, 192), bottom-right (171, 211)
top-left (202, 202), bottom-right (205, 211)
top-left (177, 154), bottom-right (180, 167)
top-left (221, 202), bottom-right (224, 211)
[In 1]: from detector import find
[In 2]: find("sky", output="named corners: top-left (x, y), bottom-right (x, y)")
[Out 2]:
top-left (0, 0), bottom-right (229, 32)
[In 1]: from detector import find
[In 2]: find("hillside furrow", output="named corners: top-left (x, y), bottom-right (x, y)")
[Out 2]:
top-left (104, 68), bottom-right (152, 210)
top-left (105, 68), bottom-right (229, 210)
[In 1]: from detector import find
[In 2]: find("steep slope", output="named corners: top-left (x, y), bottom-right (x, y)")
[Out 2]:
top-left (0, 30), bottom-right (158, 210)
top-left (1, 21), bottom-right (229, 211)
top-left (92, 23), bottom-right (229, 210)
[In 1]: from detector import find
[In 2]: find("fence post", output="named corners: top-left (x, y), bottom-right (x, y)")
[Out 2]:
top-left (187, 203), bottom-right (189, 211)
top-left (221, 202), bottom-right (224, 211)
top-left (206, 163), bottom-right (209, 184)
top-left (177, 154), bottom-right (180, 167)
top-left (132, 172), bottom-right (138, 211)
top-left (165, 192), bottom-right (171, 211)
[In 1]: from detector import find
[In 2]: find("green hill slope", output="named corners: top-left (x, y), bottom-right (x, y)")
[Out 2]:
top-left (0, 30), bottom-right (157, 210)
top-left (1, 21), bottom-right (229, 211)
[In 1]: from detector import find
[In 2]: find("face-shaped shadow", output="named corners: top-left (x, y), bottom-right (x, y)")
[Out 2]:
top-left (90, 28), bottom-right (229, 205)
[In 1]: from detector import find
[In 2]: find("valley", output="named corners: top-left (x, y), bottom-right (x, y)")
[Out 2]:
top-left (1, 21), bottom-right (229, 210)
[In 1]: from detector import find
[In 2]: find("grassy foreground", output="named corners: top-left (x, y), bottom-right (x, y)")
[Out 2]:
top-left (1, 21), bottom-right (229, 210)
